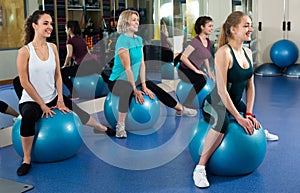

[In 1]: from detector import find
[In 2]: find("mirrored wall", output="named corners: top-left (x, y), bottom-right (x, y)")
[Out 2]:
top-left (154, 0), bottom-right (256, 57)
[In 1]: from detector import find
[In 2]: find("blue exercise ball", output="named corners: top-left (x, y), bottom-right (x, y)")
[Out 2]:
top-left (255, 63), bottom-right (282, 76)
top-left (161, 62), bottom-right (175, 79)
top-left (104, 88), bottom-right (161, 131)
top-left (12, 109), bottom-right (83, 163)
top-left (176, 77), bottom-right (215, 109)
top-left (71, 73), bottom-right (104, 98)
top-left (189, 118), bottom-right (267, 176)
top-left (270, 39), bottom-right (299, 68)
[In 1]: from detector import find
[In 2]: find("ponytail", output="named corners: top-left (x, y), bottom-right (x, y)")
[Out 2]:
top-left (217, 23), bottom-right (227, 48)
top-left (217, 11), bottom-right (247, 48)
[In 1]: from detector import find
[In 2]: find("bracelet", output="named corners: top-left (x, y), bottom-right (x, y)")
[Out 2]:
top-left (245, 112), bottom-right (255, 118)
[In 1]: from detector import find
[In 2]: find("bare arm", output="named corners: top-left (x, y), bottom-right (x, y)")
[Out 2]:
top-left (244, 48), bottom-right (260, 128)
top-left (244, 48), bottom-right (255, 113)
top-left (203, 58), bottom-right (215, 81)
top-left (62, 44), bottom-right (73, 68)
top-left (51, 43), bottom-right (71, 113)
top-left (139, 48), bottom-right (146, 88)
top-left (139, 48), bottom-right (154, 100)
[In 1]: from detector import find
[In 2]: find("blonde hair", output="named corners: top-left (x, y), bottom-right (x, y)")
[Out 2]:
top-left (117, 10), bottom-right (139, 34)
top-left (218, 11), bottom-right (248, 48)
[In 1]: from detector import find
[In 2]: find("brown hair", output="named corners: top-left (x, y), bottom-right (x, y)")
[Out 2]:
top-left (194, 16), bottom-right (213, 35)
top-left (218, 11), bottom-right (248, 48)
top-left (23, 10), bottom-right (51, 45)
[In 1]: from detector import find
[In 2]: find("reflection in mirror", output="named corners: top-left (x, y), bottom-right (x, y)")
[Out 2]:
top-left (159, 0), bottom-right (174, 62)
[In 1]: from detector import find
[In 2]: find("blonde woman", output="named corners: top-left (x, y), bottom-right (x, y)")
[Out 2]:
top-left (108, 10), bottom-right (197, 138)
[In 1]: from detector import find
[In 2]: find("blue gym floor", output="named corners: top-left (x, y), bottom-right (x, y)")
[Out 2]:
top-left (0, 75), bottom-right (300, 193)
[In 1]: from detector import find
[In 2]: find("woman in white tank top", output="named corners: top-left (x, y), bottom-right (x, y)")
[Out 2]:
top-left (15, 10), bottom-right (116, 176)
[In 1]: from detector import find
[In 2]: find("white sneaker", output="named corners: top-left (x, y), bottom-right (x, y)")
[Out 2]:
top-left (264, 129), bottom-right (279, 141)
top-left (193, 165), bottom-right (210, 188)
top-left (116, 123), bottom-right (127, 138)
top-left (176, 107), bottom-right (197, 117)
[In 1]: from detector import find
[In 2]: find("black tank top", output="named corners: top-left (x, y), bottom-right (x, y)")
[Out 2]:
top-left (207, 44), bottom-right (254, 106)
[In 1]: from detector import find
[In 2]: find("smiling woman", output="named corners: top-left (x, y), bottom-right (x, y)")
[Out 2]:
top-left (0, 0), bottom-right (25, 49)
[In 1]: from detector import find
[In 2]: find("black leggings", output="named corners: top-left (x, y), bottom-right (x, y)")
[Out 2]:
top-left (13, 76), bottom-right (90, 137)
top-left (108, 80), bottom-right (178, 113)
top-left (0, 100), bottom-right (8, 113)
top-left (178, 65), bottom-right (206, 108)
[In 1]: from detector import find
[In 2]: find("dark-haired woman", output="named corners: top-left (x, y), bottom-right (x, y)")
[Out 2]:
top-left (178, 16), bottom-right (215, 108)
top-left (61, 20), bottom-right (100, 98)
top-left (15, 10), bottom-right (115, 176)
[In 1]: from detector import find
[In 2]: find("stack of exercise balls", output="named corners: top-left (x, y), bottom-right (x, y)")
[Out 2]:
top-left (12, 109), bottom-right (83, 163)
top-left (104, 87), bottom-right (161, 131)
top-left (255, 39), bottom-right (299, 77)
top-left (189, 117), bottom-right (267, 176)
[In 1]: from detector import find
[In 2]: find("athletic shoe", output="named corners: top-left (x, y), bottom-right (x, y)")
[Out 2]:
top-left (17, 163), bottom-right (31, 176)
top-left (264, 129), bottom-right (279, 141)
top-left (193, 165), bottom-right (210, 188)
top-left (176, 107), bottom-right (197, 117)
top-left (93, 127), bottom-right (116, 136)
top-left (116, 123), bottom-right (127, 138)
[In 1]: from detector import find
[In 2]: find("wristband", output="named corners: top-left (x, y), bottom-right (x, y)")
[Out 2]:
top-left (245, 112), bottom-right (255, 118)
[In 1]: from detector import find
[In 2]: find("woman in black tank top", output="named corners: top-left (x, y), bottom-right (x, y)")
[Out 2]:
top-left (192, 11), bottom-right (278, 188)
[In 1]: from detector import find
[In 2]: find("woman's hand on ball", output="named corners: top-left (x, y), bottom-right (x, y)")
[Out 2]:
top-left (133, 89), bottom-right (145, 104)
top-left (237, 117), bottom-right (254, 135)
top-left (56, 101), bottom-right (71, 114)
top-left (41, 104), bottom-right (55, 118)
top-left (246, 116), bottom-right (260, 129)
top-left (142, 87), bottom-right (154, 100)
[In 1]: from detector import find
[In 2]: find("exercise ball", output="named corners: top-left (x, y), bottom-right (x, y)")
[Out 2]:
top-left (270, 39), bottom-right (299, 68)
top-left (104, 88), bottom-right (161, 131)
top-left (176, 77), bottom-right (215, 109)
top-left (71, 73), bottom-right (104, 98)
top-left (189, 118), bottom-right (267, 176)
top-left (283, 63), bottom-right (300, 78)
top-left (12, 109), bottom-right (83, 163)
top-left (255, 63), bottom-right (282, 76)
top-left (161, 62), bottom-right (175, 79)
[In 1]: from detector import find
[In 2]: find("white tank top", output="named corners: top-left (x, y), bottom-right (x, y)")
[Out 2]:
top-left (19, 42), bottom-right (58, 104)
